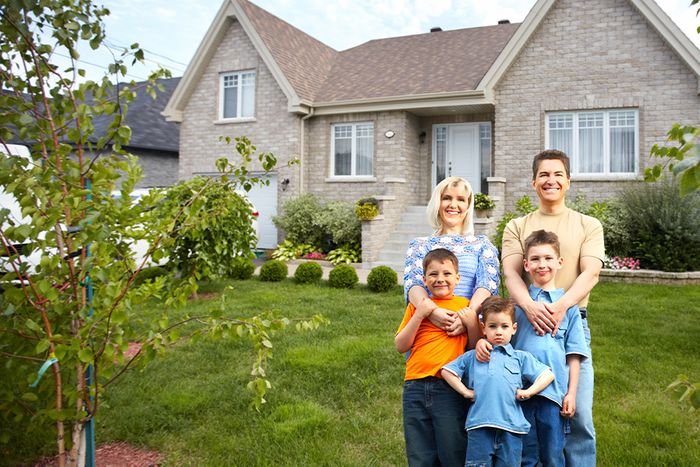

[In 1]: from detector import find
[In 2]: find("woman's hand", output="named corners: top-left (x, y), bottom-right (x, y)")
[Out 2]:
top-left (426, 306), bottom-right (457, 330)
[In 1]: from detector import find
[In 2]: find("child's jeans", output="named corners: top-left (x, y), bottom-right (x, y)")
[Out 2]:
top-left (521, 396), bottom-right (565, 467)
top-left (403, 376), bottom-right (468, 466)
top-left (466, 427), bottom-right (523, 467)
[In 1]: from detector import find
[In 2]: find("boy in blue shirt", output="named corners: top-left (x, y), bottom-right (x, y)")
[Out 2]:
top-left (442, 297), bottom-right (554, 467)
top-left (511, 229), bottom-right (590, 467)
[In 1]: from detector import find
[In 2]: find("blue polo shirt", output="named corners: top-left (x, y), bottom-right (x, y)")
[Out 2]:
top-left (443, 344), bottom-right (549, 434)
top-left (511, 285), bottom-right (590, 407)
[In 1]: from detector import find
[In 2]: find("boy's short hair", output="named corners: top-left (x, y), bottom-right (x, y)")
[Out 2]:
top-left (532, 149), bottom-right (571, 179)
top-left (480, 296), bottom-right (515, 323)
top-left (423, 248), bottom-right (459, 273)
top-left (524, 229), bottom-right (561, 257)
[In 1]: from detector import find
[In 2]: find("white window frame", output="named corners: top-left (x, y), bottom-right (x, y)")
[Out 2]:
top-left (329, 122), bottom-right (374, 179)
top-left (219, 70), bottom-right (256, 120)
top-left (545, 109), bottom-right (639, 178)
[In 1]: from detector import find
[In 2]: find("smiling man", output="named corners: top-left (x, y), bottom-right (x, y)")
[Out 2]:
top-left (500, 149), bottom-right (605, 466)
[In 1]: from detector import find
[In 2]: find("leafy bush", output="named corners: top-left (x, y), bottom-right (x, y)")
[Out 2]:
top-left (474, 193), bottom-right (495, 211)
top-left (133, 266), bottom-right (169, 286)
top-left (314, 201), bottom-right (361, 246)
top-left (229, 257), bottom-right (256, 280)
top-left (355, 197), bottom-right (380, 220)
top-left (272, 240), bottom-right (316, 261)
top-left (326, 243), bottom-right (361, 265)
top-left (272, 194), bottom-right (324, 246)
top-left (328, 264), bottom-right (359, 288)
top-left (367, 266), bottom-right (397, 292)
top-left (294, 261), bottom-right (323, 284)
top-left (260, 260), bottom-right (288, 282)
top-left (603, 181), bottom-right (700, 271)
top-left (494, 195), bottom-right (536, 249)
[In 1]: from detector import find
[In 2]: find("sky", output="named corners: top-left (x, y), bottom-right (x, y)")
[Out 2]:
top-left (53, 0), bottom-right (700, 82)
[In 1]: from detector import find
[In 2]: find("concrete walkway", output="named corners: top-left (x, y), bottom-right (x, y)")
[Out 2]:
top-left (254, 259), bottom-right (404, 285)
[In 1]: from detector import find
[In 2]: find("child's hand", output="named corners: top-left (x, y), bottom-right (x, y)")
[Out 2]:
top-left (560, 392), bottom-right (576, 417)
top-left (463, 388), bottom-right (475, 400)
top-left (415, 297), bottom-right (438, 319)
top-left (516, 389), bottom-right (531, 401)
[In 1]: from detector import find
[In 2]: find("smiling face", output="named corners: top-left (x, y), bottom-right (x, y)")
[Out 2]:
top-left (423, 258), bottom-right (460, 299)
top-left (481, 311), bottom-right (517, 347)
top-left (438, 183), bottom-right (470, 235)
top-left (524, 243), bottom-right (563, 289)
top-left (532, 158), bottom-right (570, 208)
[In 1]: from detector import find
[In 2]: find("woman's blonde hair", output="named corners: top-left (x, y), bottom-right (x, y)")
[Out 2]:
top-left (426, 177), bottom-right (475, 236)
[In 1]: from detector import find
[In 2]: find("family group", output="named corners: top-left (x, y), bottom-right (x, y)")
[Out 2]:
top-left (396, 150), bottom-right (604, 467)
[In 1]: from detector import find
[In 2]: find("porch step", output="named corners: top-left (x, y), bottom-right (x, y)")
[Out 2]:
top-left (371, 205), bottom-right (432, 273)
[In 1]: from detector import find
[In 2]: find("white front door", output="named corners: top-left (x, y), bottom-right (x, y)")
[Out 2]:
top-left (433, 124), bottom-right (481, 193)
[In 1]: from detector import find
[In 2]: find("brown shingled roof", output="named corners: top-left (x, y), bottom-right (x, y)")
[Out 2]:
top-left (315, 24), bottom-right (520, 103)
top-left (238, 0), bottom-right (338, 102)
top-left (238, 0), bottom-right (519, 104)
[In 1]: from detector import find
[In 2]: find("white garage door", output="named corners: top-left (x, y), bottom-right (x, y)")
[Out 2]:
top-left (243, 174), bottom-right (278, 249)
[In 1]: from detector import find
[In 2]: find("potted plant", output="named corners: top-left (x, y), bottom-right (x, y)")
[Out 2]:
top-left (474, 192), bottom-right (495, 218)
top-left (355, 197), bottom-right (380, 220)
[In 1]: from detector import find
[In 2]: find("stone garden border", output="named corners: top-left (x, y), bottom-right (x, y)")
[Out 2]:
top-left (599, 269), bottom-right (700, 285)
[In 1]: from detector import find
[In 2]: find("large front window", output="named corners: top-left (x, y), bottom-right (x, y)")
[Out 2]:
top-left (220, 71), bottom-right (255, 119)
top-left (331, 122), bottom-right (374, 177)
top-left (545, 109), bottom-right (638, 175)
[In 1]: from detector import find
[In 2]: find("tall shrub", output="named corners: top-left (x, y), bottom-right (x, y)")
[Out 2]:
top-left (272, 194), bottom-right (324, 246)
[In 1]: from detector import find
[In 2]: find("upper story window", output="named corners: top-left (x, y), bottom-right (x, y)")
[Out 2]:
top-left (545, 109), bottom-right (638, 176)
top-left (331, 122), bottom-right (374, 177)
top-left (220, 71), bottom-right (255, 119)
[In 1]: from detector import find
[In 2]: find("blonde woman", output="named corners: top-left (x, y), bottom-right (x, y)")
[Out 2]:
top-left (403, 177), bottom-right (500, 347)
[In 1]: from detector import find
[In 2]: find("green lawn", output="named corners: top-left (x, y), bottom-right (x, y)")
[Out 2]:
top-left (91, 280), bottom-right (699, 465)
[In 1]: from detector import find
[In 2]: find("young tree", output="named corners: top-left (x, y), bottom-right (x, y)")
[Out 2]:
top-left (0, 2), bottom-right (323, 465)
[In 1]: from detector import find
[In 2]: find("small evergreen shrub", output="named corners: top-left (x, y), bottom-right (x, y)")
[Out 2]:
top-left (294, 261), bottom-right (323, 284)
top-left (328, 264), bottom-right (358, 289)
top-left (259, 260), bottom-right (288, 282)
top-left (228, 257), bottom-right (255, 280)
top-left (133, 266), bottom-right (168, 286)
top-left (367, 266), bottom-right (397, 292)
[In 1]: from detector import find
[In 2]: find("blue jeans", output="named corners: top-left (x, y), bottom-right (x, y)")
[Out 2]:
top-left (403, 377), bottom-right (468, 467)
top-left (521, 396), bottom-right (565, 467)
top-left (564, 316), bottom-right (596, 466)
top-left (467, 427), bottom-right (523, 467)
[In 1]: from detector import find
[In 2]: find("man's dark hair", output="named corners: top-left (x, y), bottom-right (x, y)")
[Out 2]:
top-left (480, 296), bottom-right (515, 323)
top-left (532, 149), bottom-right (571, 180)
top-left (423, 248), bottom-right (459, 273)
top-left (524, 229), bottom-right (561, 258)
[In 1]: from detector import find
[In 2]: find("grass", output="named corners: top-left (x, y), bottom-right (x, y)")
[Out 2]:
top-left (11, 279), bottom-right (700, 465)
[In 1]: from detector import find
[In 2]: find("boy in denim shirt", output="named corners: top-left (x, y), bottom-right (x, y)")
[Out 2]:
top-left (442, 297), bottom-right (554, 466)
top-left (511, 230), bottom-right (590, 467)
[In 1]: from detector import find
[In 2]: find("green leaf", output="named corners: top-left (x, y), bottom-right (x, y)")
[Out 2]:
top-left (35, 339), bottom-right (51, 355)
top-left (21, 393), bottom-right (39, 402)
top-left (78, 348), bottom-right (94, 363)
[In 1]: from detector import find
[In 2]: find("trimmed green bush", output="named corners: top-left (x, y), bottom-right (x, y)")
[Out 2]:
top-left (272, 194), bottom-right (324, 246)
top-left (315, 201), bottom-right (361, 245)
top-left (328, 264), bottom-right (358, 289)
top-left (259, 260), bottom-right (288, 282)
top-left (367, 266), bottom-right (397, 292)
top-left (228, 257), bottom-right (256, 280)
top-left (133, 266), bottom-right (168, 286)
top-left (294, 261), bottom-right (323, 284)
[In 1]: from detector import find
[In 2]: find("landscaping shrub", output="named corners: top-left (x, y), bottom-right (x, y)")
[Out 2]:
top-left (315, 201), bottom-right (361, 245)
top-left (604, 180), bottom-right (700, 272)
top-left (326, 243), bottom-right (361, 265)
top-left (272, 239), bottom-right (316, 261)
top-left (228, 257), bottom-right (256, 280)
top-left (259, 260), bottom-right (288, 282)
top-left (494, 195), bottom-right (536, 249)
top-left (272, 194), bottom-right (324, 246)
top-left (294, 261), bottom-right (323, 284)
top-left (133, 266), bottom-right (168, 286)
top-left (367, 266), bottom-right (397, 292)
top-left (328, 264), bottom-right (358, 288)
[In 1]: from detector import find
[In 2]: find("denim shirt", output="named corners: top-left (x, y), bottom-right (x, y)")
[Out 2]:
top-left (443, 343), bottom-right (549, 434)
top-left (510, 285), bottom-right (590, 406)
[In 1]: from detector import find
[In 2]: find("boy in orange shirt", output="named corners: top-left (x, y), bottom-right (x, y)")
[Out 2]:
top-left (395, 248), bottom-right (478, 466)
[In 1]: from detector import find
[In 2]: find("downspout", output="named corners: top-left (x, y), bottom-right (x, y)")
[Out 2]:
top-left (299, 107), bottom-right (314, 194)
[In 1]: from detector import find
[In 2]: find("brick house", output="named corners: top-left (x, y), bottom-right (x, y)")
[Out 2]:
top-left (163, 0), bottom-right (700, 266)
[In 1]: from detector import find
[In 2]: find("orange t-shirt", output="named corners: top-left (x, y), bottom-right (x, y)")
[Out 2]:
top-left (396, 295), bottom-right (470, 381)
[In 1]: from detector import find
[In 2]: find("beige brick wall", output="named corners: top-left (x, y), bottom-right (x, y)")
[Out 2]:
top-left (179, 18), bottom-right (301, 213)
top-left (494, 0), bottom-right (700, 210)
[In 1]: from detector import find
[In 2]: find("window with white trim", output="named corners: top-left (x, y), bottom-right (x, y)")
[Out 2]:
top-left (545, 109), bottom-right (638, 175)
top-left (331, 122), bottom-right (374, 177)
top-left (220, 71), bottom-right (255, 119)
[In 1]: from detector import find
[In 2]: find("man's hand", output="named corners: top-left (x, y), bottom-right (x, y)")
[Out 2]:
top-left (475, 338), bottom-right (492, 362)
top-left (544, 300), bottom-right (568, 336)
top-left (560, 392), bottom-right (576, 417)
top-left (523, 300), bottom-right (557, 336)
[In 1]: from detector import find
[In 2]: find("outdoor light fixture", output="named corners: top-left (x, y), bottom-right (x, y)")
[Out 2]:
top-left (419, 131), bottom-right (426, 144)
top-left (384, 130), bottom-right (395, 138)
